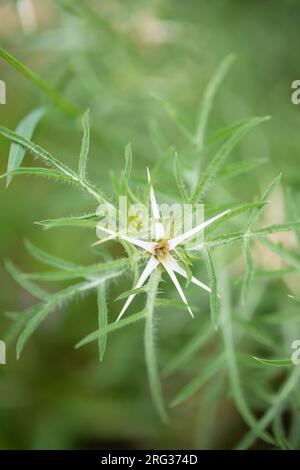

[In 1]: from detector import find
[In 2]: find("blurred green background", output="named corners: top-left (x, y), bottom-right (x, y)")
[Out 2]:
top-left (1, 0), bottom-right (300, 450)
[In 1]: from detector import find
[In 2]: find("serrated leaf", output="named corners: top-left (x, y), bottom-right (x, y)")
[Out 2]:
top-left (6, 107), bottom-right (46, 187)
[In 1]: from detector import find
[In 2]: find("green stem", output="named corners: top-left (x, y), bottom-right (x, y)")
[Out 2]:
top-left (0, 48), bottom-right (80, 117)
top-left (144, 269), bottom-right (168, 423)
top-left (220, 268), bottom-right (276, 446)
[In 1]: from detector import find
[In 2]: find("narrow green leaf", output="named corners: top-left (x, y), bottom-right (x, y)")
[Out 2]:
top-left (252, 356), bottom-right (293, 368)
top-left (235, 365), bottom-right (300, 449)
top-left (5, 305), bottom-right (39, 345)
top-left (243, 175), bottom-right (282, 300)
top-left (5, 260), bottom-right (50, 301)
top-left (0, 126), bottom-right (76, 177)
top-left (205, 202), bottom-right (268, 236)
top-left (164, 321), bottom-right (214, 376)
top-left (247, 174), bottom-right (282, 230)
top-left (173, 152), bottom-right (189, 201)
top-left (241, 237), bottom-right (254, 304)
top-left (144, 270), bottom-right (168, 423)
top-left (252, 267), bottom-right (296, 279)
top-left (195, 54), bottom-right (236, 149)
top-left (206, 117), bottom-right (250, 146)
top-left (78, 109), bottom-right (90, 181)
top-left (0, 127), bottom-right (107, 203)
top-left (192, 116), bottom-right (270, 202)
top-left (151, 93), bottom-right (193, 143)
top-left (76, 309), bottom-right (146, 349)
top-left (6, 107), bottom-right (46, 186)
top-left (289, 295), bottom-right (300, 304)
top-left (151, 147), bottom-right (173, 182)
top-left (234, 316), bottom-right (277, 349)
top-left (123, 143), bottom-right (132, 182)
top-left (155, 298), bottom-right (197, 310)
top-left (17, 277), bottom-right (107, 359)
top-left (188, 222), bottom-right (300, 251)
top-left (220, 269), bottom-right (275, 446)
top-left (203, 248), bottom-right (219, 328)
top-left (0, 47), bottom-right (80, 116)
top-left (1, 167), bottom-right (77, 184)
top-left (25, 240), bottom-right (80, 271)
top-left (25, 257), bottom-right (131, 281)
top-left (171, 353), bottom-right (226, 407)
top-left (97, 284), bottom-right (108, 362)
top-left (286, 187), bottom-right (300, 247)
top-left (35, 213), bottom-right (98, 229)
top-left (261, 238), bottom-right (300, 271)
top-left (273, 413), bottom-right (292, 450)
top-left (114, 286), bottom-right (148, 301)
top-left (218, 158), bottom-right (268, 181)
top-left (239, 176), bottom-right (280, 302)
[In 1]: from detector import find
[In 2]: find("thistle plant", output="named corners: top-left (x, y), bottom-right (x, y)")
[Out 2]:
top-left (1, 40), bottom-right (300, 448)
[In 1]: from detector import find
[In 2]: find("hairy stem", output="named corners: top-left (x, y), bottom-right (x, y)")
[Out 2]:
top-left (144, 269), bottom-right (168, 423)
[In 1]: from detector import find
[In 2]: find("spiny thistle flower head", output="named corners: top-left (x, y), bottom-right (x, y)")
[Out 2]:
top-left (95, 167), bottom-right (230, 320)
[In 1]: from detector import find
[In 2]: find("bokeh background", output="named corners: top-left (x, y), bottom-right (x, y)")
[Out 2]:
top-left (1, 0), bottom-right (300, 449)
